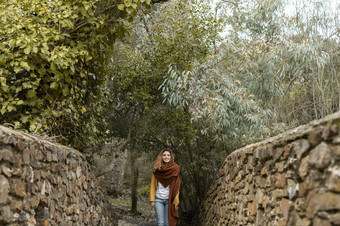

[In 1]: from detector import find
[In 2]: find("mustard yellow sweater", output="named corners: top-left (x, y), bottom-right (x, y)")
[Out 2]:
top-left (149, 173), bottom-right (180, 204)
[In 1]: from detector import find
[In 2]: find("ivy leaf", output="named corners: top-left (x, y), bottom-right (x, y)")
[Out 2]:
top-left (20, 116), bottom-right (29, 123)
top-left (14, 66), bottom-right (21, 73)
top-left (29, 123), bottom-right (36, 132)
top-left (7, 105), bottom-right (16, 112)
top-left (50, 82), bottom-right (58, 89)
top-left (15, 87), bottom-right (22, 93)
top-left (20, 61), bottom-right (30, 71)
top-left (62, 87), bottom-right (69, 96)
top-left (26, 90), bottom-right (37, 99)
top-left (126, 7), bottom-right (134, 14)
top-left (24, 46), bottom-right (31, 54)
top-left (38, 68), bottom-right (46, 75)
top-left (22, 82), bottom-right (32, 88)
top-left (118, 4), bottom-right (125, 10)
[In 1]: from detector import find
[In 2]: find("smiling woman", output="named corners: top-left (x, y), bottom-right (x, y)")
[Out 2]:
top-left (162, 150), bottom-right (171, 163)
top-left (149, 148), bottom-right (181, 226)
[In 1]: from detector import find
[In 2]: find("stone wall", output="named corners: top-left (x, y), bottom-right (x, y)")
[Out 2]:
top-left (0, 126), bottom-right (117, 225)
top-left (199, 112), bottom-right (340, 226)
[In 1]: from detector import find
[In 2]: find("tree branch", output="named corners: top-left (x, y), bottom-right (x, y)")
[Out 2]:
top-left (152, 0), bottom-right (170, 3)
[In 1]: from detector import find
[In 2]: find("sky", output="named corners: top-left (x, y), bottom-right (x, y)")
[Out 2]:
top-left (284, 0), bottom-right (339, 16)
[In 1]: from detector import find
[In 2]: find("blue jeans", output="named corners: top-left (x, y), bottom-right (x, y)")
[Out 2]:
top-left (155, 197), bottom-right (169, 226)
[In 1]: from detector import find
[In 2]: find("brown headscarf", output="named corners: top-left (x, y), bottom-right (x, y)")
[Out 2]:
top-left (154, 162), bottom-right (181, 226)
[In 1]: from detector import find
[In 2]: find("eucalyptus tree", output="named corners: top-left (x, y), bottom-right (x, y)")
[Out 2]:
top-left (214, 0), bottom-right (339, 129)
top-left (274, 0), bottom-right (340, 125)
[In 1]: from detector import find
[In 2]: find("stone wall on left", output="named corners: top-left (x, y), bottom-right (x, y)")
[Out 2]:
top-left (0, 126), bottom-right (117, 225)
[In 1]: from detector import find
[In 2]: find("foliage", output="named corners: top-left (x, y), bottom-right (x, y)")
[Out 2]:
top-left (273, 0), bottom-right (340, 125)
top-left (0, 0), bottom-right (151, 148)
top-left (160, 0), bottom-right (338, 222)
top-left (106, 0), bottom-right (223, 139)
top-left (216, 0), bottom-right (339, 128)
top-left (218, 0), bottom-right (285, 40)
top-left (105, 0), bottom-right (225, 221)
top-left (161, 64), bottom-right (271, 142)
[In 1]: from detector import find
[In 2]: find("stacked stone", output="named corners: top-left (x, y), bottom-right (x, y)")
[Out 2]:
top-left (0, 126), bottom-right (117, 225)
top-left (200, 112), bottom-right (340, 226)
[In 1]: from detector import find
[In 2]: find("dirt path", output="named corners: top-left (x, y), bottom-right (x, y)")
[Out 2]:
top-left (118, 220), bottom-right (137, 226)
top-left (110, 193), bottom-right (156, 226)
top-left (118, 220), bottom-right (139, 226)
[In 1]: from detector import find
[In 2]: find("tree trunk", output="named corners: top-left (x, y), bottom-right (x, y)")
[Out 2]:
top-left (130, 149), bottom-right (139, 213)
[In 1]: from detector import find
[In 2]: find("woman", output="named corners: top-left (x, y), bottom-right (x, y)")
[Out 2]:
top-left (150, 148), bottom-right (181, 226)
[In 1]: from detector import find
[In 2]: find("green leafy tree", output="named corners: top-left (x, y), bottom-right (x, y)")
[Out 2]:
top-left (105, 0), bottom-right (224, 217)
top-left (0, 0), bottom-right (152, 148)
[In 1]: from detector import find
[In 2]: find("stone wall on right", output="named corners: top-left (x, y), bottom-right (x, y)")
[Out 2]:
top-left (199, 111), bottom-right (340, 226)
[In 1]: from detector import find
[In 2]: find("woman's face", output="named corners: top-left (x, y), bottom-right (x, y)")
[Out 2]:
top-left (162, 151), bottom-right (171, 163)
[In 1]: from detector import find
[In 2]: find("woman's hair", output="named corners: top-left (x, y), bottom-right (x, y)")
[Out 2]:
top-left (153, 148), bottom-right (175, 171)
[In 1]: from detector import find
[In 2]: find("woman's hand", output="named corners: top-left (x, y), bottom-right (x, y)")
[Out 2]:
top-left (150, 201), bottom-right (155, 207)
top-left (174, 204), bottom-right (179, 210)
